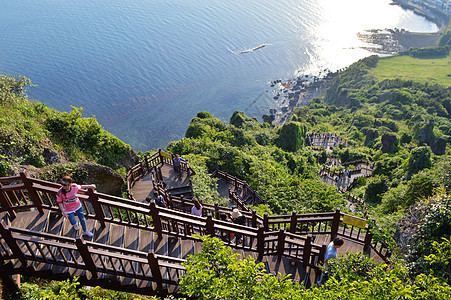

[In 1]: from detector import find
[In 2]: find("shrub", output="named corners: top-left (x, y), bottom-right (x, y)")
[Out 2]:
top-left (275, 121), bottom-right (306, 152)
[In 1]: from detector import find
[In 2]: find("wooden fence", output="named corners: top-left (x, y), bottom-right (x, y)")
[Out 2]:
top-left (0, 172), bottom-right (392, 286)
top-left (126, 150), bottom-right (193, 199)
top-left (211, 169), bottom-right (267, 207)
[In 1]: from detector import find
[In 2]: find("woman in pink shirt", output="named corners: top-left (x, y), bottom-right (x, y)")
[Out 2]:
top-left (57, 175), bottom-right (94, 237)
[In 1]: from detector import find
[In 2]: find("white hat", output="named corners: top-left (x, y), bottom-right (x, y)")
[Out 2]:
top-left (231, 208), bottom-right (242, 219)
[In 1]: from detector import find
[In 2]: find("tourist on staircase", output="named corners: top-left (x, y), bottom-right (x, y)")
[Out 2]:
top-left (57, 175), bottom-right (94, 237)
top-left (231, 208), bottom-right (246, 242)
top-left (172, 154), bottom-right (186, 176)
top-left (317, 237), bottom-right (344, 286)
top-left (152, 192), bottom-right (166, 208)
top-left (191, 198), bottom-right (203, 216)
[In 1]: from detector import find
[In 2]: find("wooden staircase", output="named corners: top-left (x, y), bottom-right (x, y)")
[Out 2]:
top-left (0, 151), bottom-right (391, 296)
top-left (0, 209), bottom-right (188, 296)
top-left (0, 207), bottom-right (314, 296)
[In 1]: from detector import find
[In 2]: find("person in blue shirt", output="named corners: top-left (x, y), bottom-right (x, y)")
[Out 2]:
top-left (317, 237), bottom-right (344, 286)
top-left (153, 192), bottom-right (166, 208)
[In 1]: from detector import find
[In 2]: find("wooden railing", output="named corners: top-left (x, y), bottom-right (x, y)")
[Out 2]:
top-left (211, 169), bottom-right (267, 207)
top-left (0, 220), bottom-right (185, 292)
top-left (0, 172), bottom-right (392, 278)
top-left (126, 150), bottom-right (193, 199)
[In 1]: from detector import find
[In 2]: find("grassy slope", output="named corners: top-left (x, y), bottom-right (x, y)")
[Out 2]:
top-left (370, 52), bottom-right (451, 86)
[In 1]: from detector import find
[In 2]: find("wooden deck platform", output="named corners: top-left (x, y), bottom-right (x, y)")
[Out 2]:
top-left (131, 164), bottom-right (191, 202)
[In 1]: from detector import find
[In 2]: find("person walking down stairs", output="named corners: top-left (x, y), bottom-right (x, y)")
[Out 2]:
top-left (57, 175), bottom-right (94, 237)
top-left (317, 237), bottom-right (344, 287)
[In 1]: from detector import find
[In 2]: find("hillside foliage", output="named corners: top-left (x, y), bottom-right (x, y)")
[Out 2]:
top-left (0, 75), bottom-right (135, 176)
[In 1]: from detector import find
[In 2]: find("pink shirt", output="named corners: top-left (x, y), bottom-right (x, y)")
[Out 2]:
top-left (57, 184), bottom-right (82, 213)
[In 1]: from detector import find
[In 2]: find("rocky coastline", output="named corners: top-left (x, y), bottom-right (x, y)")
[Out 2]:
top-left (261, 0), bottom-right (449, 125)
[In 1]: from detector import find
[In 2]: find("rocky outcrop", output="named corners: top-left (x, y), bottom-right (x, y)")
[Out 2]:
top-left (13, 162), bottom-right (124, 197)
top-left (394, 202), bottom-right (427, 254)
top-left (417, 120), bottom-right (435, 145)
top-left (430, 137), bottom-right (448, 155)
top-left (381, 133), bottom-right (398, 153)
top-left (115, 149), bottom-right (139, 170)
top-left (416, 120), bottom-right (449, 155)
top-left (364, 129), bottom-right (379, 146)
top-left (79, 162), bottom-right (124, 196)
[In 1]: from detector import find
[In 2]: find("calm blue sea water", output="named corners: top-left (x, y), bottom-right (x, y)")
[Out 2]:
top-left (0, 0), bottom-right (437, 150)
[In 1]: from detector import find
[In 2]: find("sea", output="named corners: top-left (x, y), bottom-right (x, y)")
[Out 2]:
top-left (0, 0), bottom-right (438, 151)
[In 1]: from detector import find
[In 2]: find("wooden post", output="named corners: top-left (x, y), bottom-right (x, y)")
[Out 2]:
top-left (158, 167), bottom-right (163, 182)
top-left (289, 211), bottom-right (297, 234)
top-left (276, 228), bottom-right (285, 260)
top-left (0, 220), bottom-right (27, 265)
top-left (144, 155), bottom-right (150, 173)
top-left (167, 192), bottom-right (174, 210)
top-left (87, 189), bottom-right (106, 228)
top-left (147, 252), bottom-right (163, 288)
top-left (0, 183), bottom-right (16, 219)
top-left (140, 161), bottom-right (145, 178)
top-left (75, 237), bottom-right (98, 278)
top-left (318, 244), bottom-right (327, 266)
top-left (263, 213), bottom-right (269, 231)
top-left (330, 209), bottom-right (341, 241)
top-left (149, 201), bottom-right (163, 239)
top-left (130, 171), bottom-right (135, 187)
top-left (251, 210), bottom-right (257, 228)
top-left (0, 274), bottom-right (21, 295)
top-left (206, 214), bottom-right (215, 237)
top-left (158, 149), bottom-right (164, 165)
top-left (19, 171), bottom-right (44, 213)
top-left (257, 226), bottom-right (264, 261)
top-left (363, 219), bottom-right (375, 252)
top-left (303, 234), bottom-right (312, 267)
top-left (214, 202), bottom-right (220, 219)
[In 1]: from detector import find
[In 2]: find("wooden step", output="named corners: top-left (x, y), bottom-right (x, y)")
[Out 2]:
top-left (46, 211), bottom-right (64, 235)
top-left (167, 236), bottom-right (182, 258)
top-left (9, 209), bottom-right (49, 232)
top-left (181, 238), bottom-right (195, 259)
top-left (152, 233), bottom-right (168, 256)
top-left (136, 231), bottom-right (157, 291)
top-left (120, 226), bottom-right (140, 286)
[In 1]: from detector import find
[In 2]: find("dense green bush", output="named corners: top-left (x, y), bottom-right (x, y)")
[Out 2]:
top-left (274, 121), bottom-right (306, 152)
top-left (364, 175), bottom-right (389, 203)
top-left (407, 191), bottom-right (451, 283)
top-left (179, 236), bottom-right (451, 300)
top-left (408, 46), bottom-right (450, 58)
top-left (405, 146), bottom-right (432, 180)
top-left (0, 74), bottom-right (134, 171)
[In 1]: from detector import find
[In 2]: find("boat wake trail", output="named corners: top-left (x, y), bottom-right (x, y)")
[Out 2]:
top-left (229, 43), bottom-right (271, 54)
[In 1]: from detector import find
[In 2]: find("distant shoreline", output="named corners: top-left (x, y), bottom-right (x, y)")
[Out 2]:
top-left (391, 0), bottom-right (449, 31)
top-left (269, 1), bottom-right (449, 125)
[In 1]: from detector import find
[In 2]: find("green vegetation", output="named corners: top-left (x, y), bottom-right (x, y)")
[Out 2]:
top-left (290, 55), bottom-right (450, 229)
top-left (16, 277), bottom-right (158, 300)
top-left (370, 52), bottom-right (451, 86)
top-left (180, 235), bottom-right (451, 299)
top-left (167, 112), bottom-right (345, 214)
top-left (3, 43), bottom-right (451, 298)
top-left (0, 74), bottom-right (135, 176)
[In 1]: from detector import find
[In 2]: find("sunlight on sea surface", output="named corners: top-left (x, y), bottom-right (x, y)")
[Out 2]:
top-left (0, 0), bottom-right (438, 150)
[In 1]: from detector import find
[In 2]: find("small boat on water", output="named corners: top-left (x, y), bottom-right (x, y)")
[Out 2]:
top-left (230, 43), bottom-right (271, 54)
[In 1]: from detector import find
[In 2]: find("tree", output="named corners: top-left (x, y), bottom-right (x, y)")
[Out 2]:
top-left (179, 235), bottom-right (299, 299)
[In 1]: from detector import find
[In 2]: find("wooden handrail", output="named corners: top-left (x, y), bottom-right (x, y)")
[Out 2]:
top-left (0, 173), bottom-right (391, 263)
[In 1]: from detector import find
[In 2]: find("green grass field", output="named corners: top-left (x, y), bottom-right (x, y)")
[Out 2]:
top-left (370, 53), bottom-right (451, 87)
